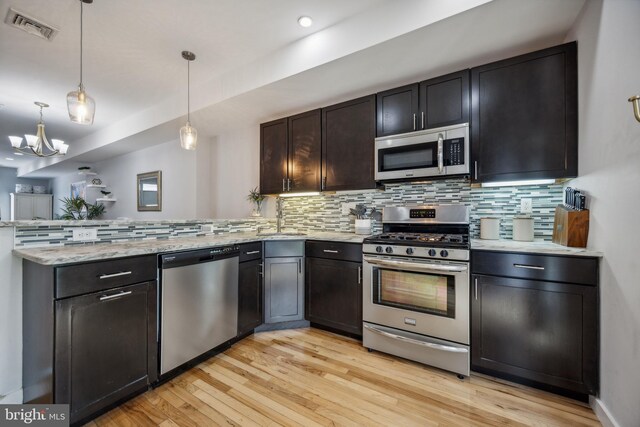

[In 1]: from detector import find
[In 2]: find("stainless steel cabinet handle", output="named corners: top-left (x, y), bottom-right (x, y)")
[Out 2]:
top-left (363, 324), bottom-right (468, 354)
top-left (99, 271), bottom-right (132, 280)
top-left (421, 111), bottom-right (425, 129)
top-left (474, 161), bottom-right (478, 180)
top-left (99, 290), bottom-right (132, 301)
top-left (298, 258), bottom-right (301, 273)
top-left (322, 176), bottom-right (326, 191)
top-left (287, 179), bottom-right (291, 192)
top-left (514, 264), bottom-right (545, 270)
top-left (258, 263), bottom-right (263, 276)
top-left (245, 251), bottom-right (260, 255)
top-left (358, 266), bottom-right (362, 285)
top-left (282, 178), bottom-right (286, 192)
top-left (474, 278), bottom-right (478, 300)
top-left (323, 249), bottom-right (339, 254)
top-left (437, 133), bottom-right (444, 173)
top-left (413, 113), bottom-right (417, 131)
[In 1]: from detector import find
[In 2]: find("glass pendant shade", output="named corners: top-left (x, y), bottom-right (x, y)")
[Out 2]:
top-left (9, 136), bottom-right (23, 148)
top-left (180, 122), bottom-right (198, 150)
top-left (67, 87), bottom-right (96, 125)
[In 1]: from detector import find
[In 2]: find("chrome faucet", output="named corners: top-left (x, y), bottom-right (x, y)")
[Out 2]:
top-left (276, 196), bottom-right (283, 233)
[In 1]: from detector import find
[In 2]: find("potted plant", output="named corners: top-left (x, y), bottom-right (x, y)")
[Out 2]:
top-left (59, 196), bottom-right (106, 220)
top-left (349, 204), bottom-right (379, 235)
top-left (247, 187), bottom-right (266, 217)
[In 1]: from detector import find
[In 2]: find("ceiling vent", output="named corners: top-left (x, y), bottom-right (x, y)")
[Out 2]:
top-left (4, 7), bottom-right (59, 41)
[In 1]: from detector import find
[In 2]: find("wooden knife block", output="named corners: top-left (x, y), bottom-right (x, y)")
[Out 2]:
top-left (552, 205), bottom-right (589, 248)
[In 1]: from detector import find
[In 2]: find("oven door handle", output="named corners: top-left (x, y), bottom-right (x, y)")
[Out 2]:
top-left (364, 257), bottom-right (468, 273)
top-left (364, 324), bottom-right (468, 354)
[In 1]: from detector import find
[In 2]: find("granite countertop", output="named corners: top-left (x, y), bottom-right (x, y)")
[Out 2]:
top-left (0, 218), bottom-right (269, 227)
top-left (470, 238), bottom-right (603, 257)
top-left (13, 231), bottom-right (369, 265)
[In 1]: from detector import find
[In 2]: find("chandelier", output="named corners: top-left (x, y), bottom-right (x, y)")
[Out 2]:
top-left (8, 102), bottom-right (68, 157)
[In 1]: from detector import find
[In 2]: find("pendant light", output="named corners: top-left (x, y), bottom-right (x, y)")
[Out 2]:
top-left (180, 51), bottom-right (197, 150)
top-left (8, 102), bottom-right (69, 157)
top-left (67, 0), bottom-right (96, 125)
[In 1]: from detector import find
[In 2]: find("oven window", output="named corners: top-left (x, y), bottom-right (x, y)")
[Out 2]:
top-left (373, 268), bottom-right (455, 318)
top-left (379, 142), bottom-right (436, 172)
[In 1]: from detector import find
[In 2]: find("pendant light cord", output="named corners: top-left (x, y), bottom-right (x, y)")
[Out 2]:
top-left (79, 0), bottom-right (83, 88)
top-left (187, 59), bottom-right (190, 123)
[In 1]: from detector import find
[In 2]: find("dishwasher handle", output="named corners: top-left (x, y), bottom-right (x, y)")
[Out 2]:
top-left (161, 246), bottom-right (240, 268)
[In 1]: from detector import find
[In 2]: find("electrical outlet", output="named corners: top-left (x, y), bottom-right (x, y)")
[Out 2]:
top-left (520, 198), bottom-right (533, 214)
top-left (341, 202), bottom-right (356, 215)
top-left (72, 228), bottom-right (97, 241)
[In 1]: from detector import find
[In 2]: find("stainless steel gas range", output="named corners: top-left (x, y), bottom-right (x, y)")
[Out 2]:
top-left (362, 204), bottom-right (471, 377)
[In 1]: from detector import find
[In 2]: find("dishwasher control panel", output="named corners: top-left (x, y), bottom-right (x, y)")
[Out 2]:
top-left (210, 245), bottom-right (240, 256)
top-left (161, 245), bottom-right (240, 268)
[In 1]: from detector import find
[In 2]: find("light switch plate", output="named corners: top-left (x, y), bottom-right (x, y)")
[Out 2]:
top-left (520, 198), bottom-right (533, 214)
top-left (72, 228), bottom-right (98, 241)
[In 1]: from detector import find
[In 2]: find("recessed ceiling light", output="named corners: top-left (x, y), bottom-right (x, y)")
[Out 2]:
top-left (297, 16), bottom-right (313, 27)
top-left (6, 157), bottom-right (15, 161)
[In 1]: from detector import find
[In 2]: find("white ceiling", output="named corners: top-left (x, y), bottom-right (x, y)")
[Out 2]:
top-left (0, 0), bottom-right (587, 176)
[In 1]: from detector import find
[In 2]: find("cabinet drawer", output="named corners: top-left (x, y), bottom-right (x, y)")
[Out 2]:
top-left (56, 255), bottom-right (157, 299)
top-left (239, 242), bottom-right (263, 262)
top-left (471, 251), bottom-right (598, 286)
top-left (306, 241), bottom-right (362, 262)
top-left (264, 241), bottom-right (304, 258)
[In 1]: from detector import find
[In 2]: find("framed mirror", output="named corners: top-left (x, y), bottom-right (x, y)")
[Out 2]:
top-left (137, 171), bottom-right (162, 211)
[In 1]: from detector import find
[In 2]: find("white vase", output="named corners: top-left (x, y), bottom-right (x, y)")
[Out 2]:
top-left (355, 219), bottom-right (372, 235)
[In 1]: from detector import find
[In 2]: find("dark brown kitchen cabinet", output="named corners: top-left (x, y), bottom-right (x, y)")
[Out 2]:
top-left (288, 109), bottom-right (322, 192)
top-left (376, 70), bottom-right (470, 137)
top-left (471, 250), bottom-right (598, 400)
top-left (238, 242), bottom-right (263, 336)
top-left (471, 42), bottom-right (577, 183)
top-left (260, 110), bottom-right (321, 195)
top-left (322, 95), bottom-right (376, 191)
top-left (22, 255), bottom-right (157, 425)
top-left (305, 241), bottom-right (363, 337)
top-left (260, 118), bottom-right (288, 194)
top-left (376, 83), bottom-right (420, 137)
top-left (420, 70), bottom-right (469, 130)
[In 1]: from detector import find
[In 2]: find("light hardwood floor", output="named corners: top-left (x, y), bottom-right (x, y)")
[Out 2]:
top-left (89, 328), bottom-right (600, 426)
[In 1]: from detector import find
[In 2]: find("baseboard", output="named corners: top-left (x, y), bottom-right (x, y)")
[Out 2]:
top-left (590, 396), bottom-right (621, 427)
top-left (0, 389), bottom-right (23, 404)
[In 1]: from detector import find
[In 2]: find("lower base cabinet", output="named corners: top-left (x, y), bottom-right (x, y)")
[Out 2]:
top-left (263, 241), bottom-right (305, 323)
top-left (471, 251), bottom-right (599, 399)
top-left (22, 256), bottom-right (158, 425)
top-left (305, 241), bottom-right (362, 336)
top-left (238, 243), bottom-right (264, 335)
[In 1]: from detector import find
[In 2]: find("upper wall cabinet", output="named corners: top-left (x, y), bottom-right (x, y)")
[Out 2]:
top-left (376, 70), bottom-right (470, 137)
top-left (471, 42), bottom-right (578, 183)
top-left (260, 110), bottom-right (321, 195)
top-left (322, 95), bottom-right (376, 191)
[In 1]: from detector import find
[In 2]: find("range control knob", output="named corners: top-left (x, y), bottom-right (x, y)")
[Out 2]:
top-left (385, 246), bottom-right (394, 254)
top-left (440, 250), bottom-right (449, 258)
top-left (376, 246), bottom-right (383, 253)
top-left (406, 248), bottom-right (414, 255)
top-left (428, 249), bottom-right (437, 257)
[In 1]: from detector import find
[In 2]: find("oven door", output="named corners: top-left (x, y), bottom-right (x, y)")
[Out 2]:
top-left (363, 255), bottom-right (469, 345)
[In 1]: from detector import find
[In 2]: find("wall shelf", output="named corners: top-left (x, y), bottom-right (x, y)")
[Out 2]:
top-left (78, 171), bottom-right (97, 176)
top-left (86, 184), bottom-right (106, 189)
top-left (96, 198), bottom-right (117, 202)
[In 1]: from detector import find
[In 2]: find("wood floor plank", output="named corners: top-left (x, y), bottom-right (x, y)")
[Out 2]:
top-left (87, 328), bottom-right (600, 427)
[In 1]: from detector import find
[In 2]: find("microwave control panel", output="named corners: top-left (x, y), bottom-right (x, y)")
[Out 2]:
top-left (445, 138), bottom-right (464, 166)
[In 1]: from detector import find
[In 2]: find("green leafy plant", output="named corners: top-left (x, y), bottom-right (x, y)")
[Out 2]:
top-left (59, 196), bottom-right (105, 220)
top-left (247, 187), bottom-right (265, 211)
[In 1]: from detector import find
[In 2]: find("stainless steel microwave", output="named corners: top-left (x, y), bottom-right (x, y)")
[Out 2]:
top-left (374, 123), bottom-right (470, 182)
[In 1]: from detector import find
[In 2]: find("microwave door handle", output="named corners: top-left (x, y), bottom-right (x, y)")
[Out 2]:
top-left (364, 257), bottom-right (468, 273)
top-left (437, 133), bottom-right (444, 173)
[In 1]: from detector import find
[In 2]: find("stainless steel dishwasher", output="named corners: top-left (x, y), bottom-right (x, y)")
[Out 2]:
top-left (159, 245), bottom-right (239, 375)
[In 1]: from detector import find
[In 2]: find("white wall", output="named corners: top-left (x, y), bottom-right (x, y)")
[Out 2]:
top-left (566, 1), bottom-right (640, 426)
top-left (0, 167), bottom-right (50, 221)
top-left (209, 124), bottom-right (276, 219)
top-left (0, 227), bottom-right (22, 403)
top-left (51, 138), bottom-right (213, 220)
